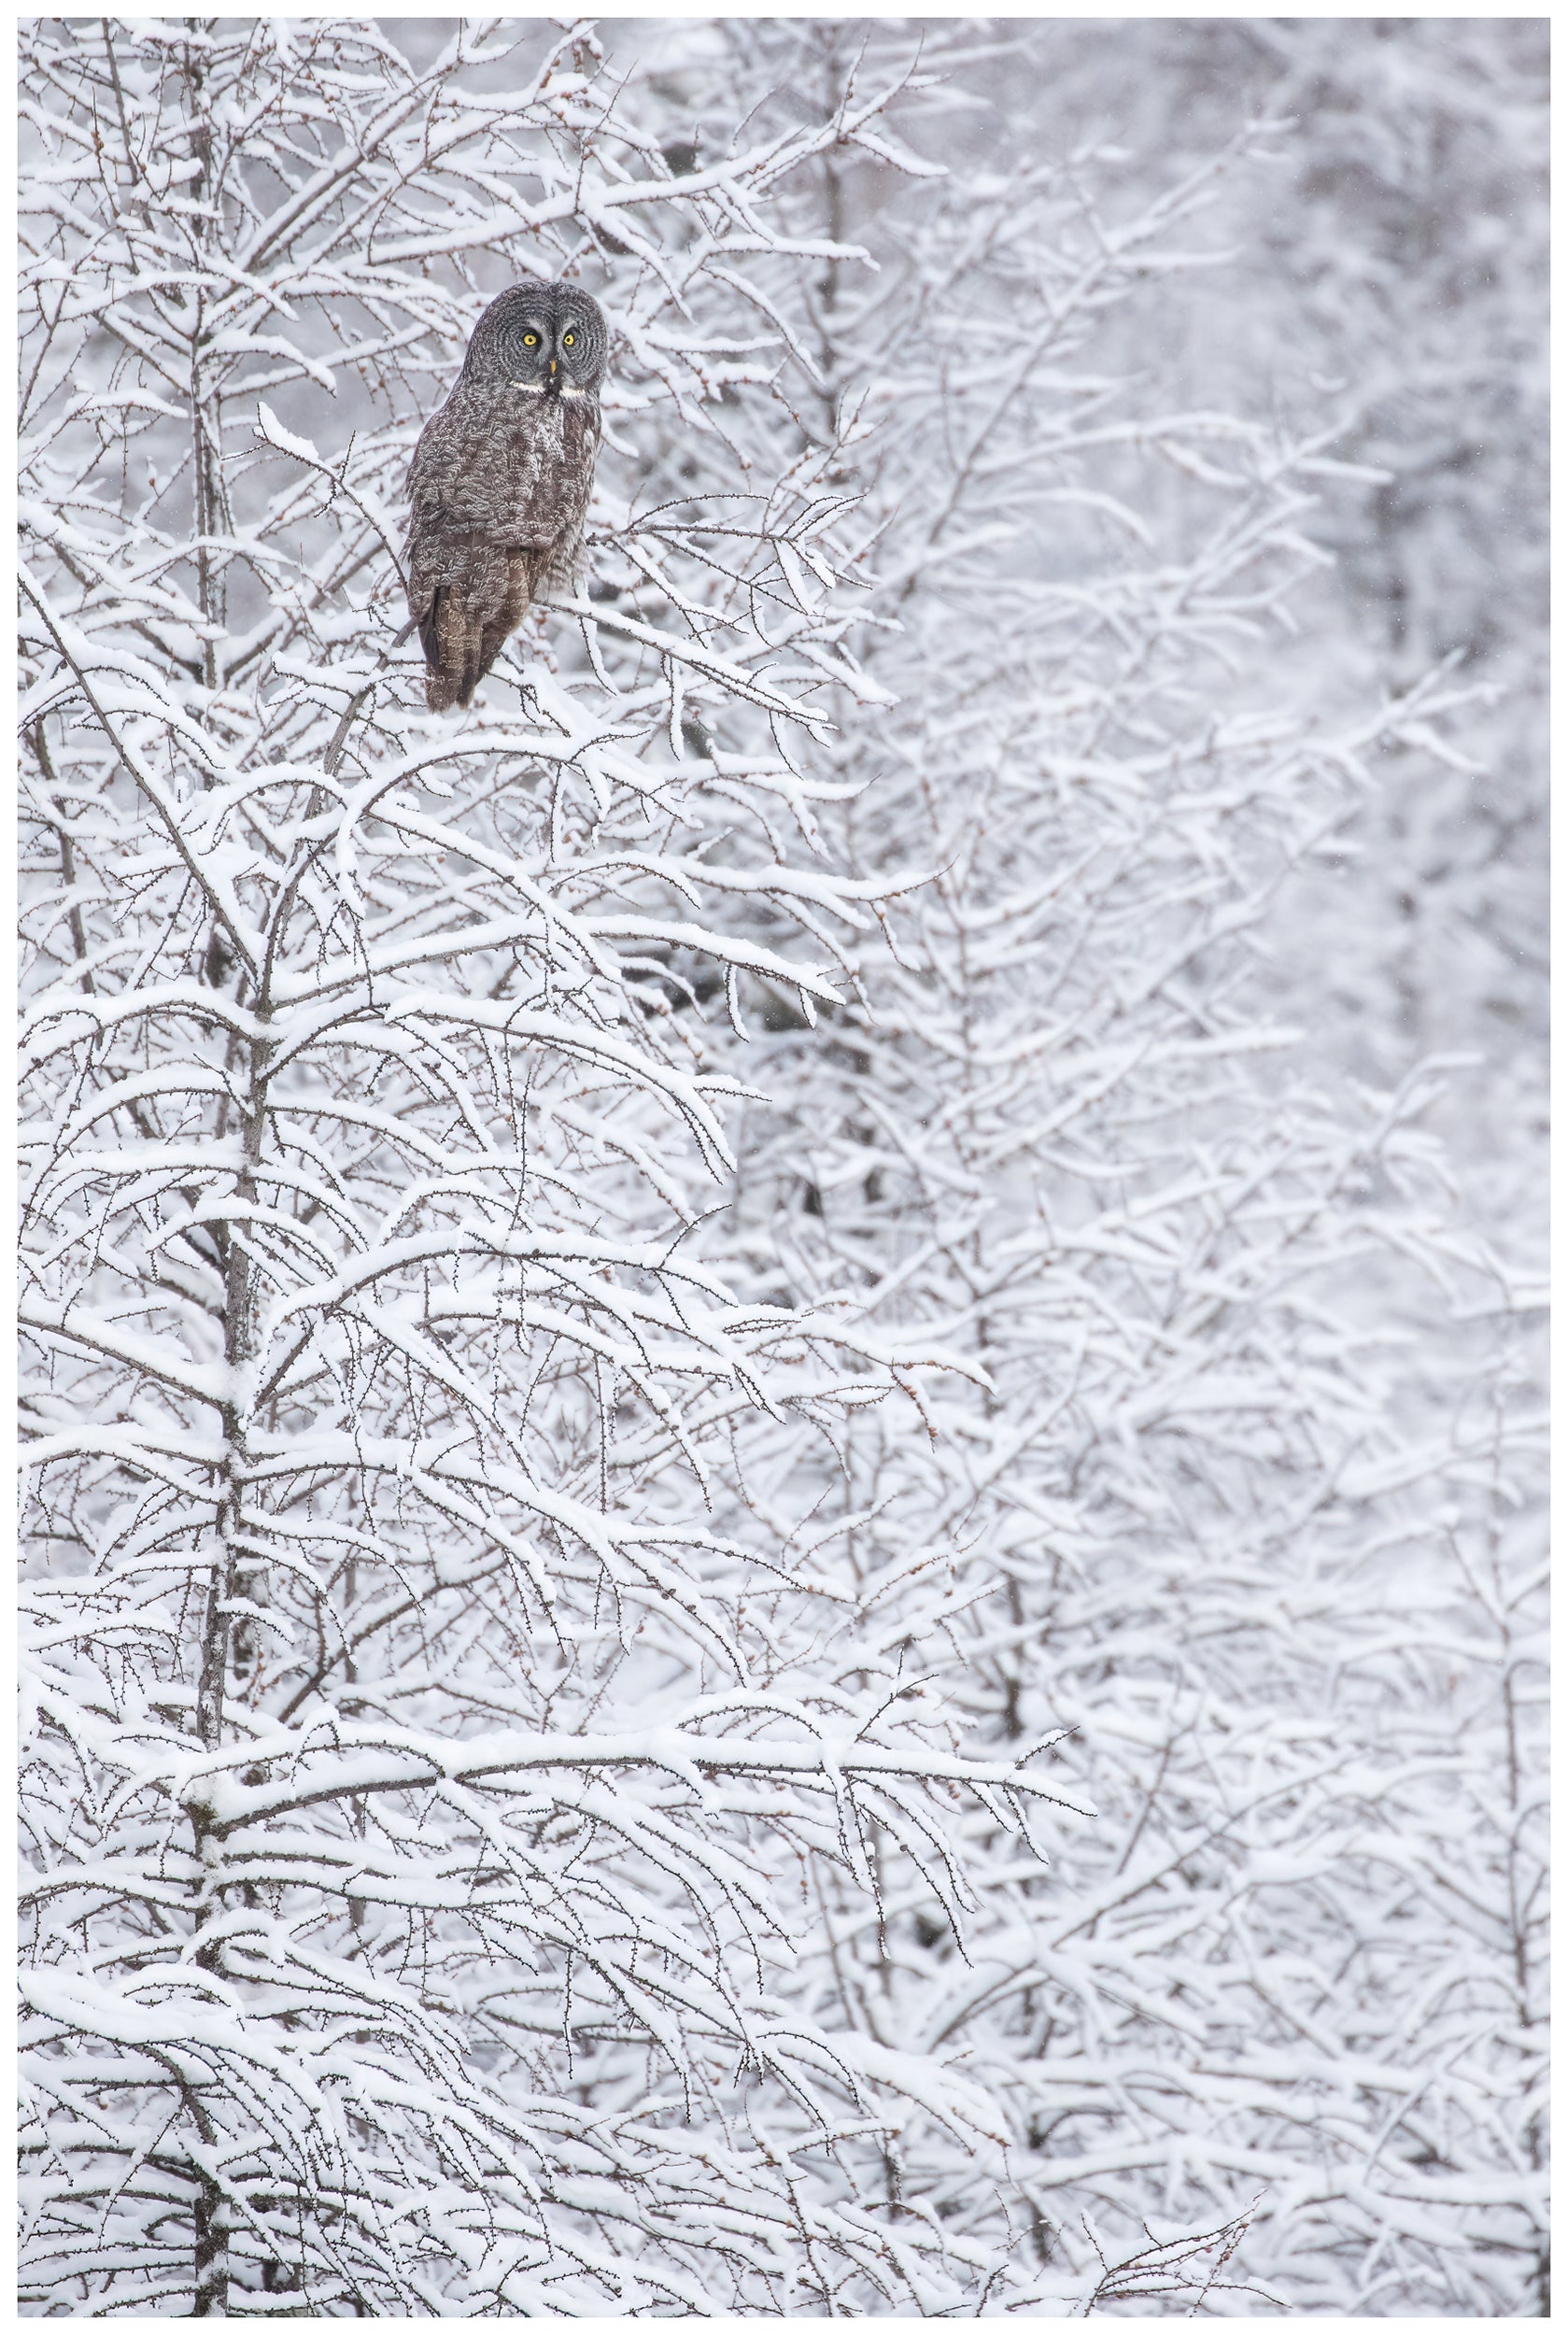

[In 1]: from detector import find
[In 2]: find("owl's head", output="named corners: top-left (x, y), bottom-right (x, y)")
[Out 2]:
top-left (463, 278), bottom-right (608, 400)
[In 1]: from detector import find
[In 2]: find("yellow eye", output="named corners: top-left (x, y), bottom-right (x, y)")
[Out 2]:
top-left (523, 332), bottom-right (538, 347)
top-left (563, 332), bottom-right (576, 347)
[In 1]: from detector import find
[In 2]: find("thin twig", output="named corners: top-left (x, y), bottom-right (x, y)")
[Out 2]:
top-left (323, 616), bottom-right (417, 775)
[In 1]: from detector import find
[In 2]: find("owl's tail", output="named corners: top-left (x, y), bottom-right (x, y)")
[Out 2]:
top-left (419, 586), bottom-right (483, 713)
top-left (418, 556), bottom-right (544, 713)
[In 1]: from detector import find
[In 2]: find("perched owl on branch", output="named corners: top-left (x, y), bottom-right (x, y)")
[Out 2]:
top-left (405, 279), bottom-right (606, 712)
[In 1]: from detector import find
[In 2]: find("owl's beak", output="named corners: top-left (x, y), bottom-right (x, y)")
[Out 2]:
top-left (549, 359), bottom-right (557, 375)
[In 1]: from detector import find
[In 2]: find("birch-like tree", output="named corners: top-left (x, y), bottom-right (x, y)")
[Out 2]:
top-left (19, 20), bottom-right (1081, 2314)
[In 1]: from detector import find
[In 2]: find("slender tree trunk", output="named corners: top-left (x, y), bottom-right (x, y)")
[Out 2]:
top-left (189, 988), bottom-right (268, 2314)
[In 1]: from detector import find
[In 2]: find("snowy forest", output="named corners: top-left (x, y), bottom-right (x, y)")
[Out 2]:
top-left (18, 15), bottom-right (1547, 2317)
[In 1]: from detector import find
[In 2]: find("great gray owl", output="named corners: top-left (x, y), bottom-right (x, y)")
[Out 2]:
top-left (405, 278), bottom-right (606, 712)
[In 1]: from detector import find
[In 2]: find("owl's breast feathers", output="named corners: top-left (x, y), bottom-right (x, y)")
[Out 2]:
top-left (408, 381), bottom-right (598, 551)
top-left (404, 381), bottom-right (600, 712)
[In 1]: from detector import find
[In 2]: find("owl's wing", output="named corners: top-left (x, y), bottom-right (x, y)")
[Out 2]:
top-left (537, 407), bottom-right (601, 603)
top-left (408, 389), bottom-right (568, 548)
